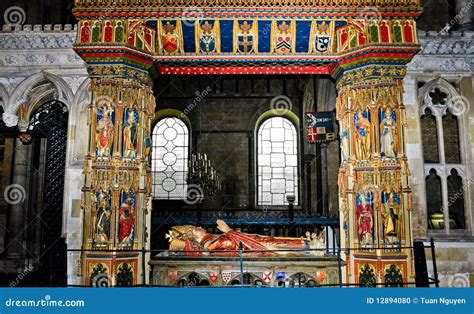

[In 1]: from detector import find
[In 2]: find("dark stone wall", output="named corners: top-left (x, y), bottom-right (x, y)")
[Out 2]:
top-left (0, 0), bottom-right (75, 27)
top-left (416, 0), bottom-right (466, 32)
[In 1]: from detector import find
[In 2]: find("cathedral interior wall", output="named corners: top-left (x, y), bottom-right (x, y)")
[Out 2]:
top-left (0, 23), bottom-right (473, 286)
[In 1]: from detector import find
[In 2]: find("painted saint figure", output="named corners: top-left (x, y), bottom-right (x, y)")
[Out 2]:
top-left (95, 192), bottom-right (111, 243)
top-left (354, 111), bottom-right (371, 160)
top-left (356, 194), bottom-right (373, 246)
top-left (380, 109), bottom-right (398, 158)
top-left (382, 192), bottom-right (400, 244)
top-left (118, 195), bottom-right (134, 245)
top-left (96, 106), bottom-right (114, 157)
top-left (340, 119), bottom-right (350, 161)
top-left (123, 109), bottom-right (138, 159)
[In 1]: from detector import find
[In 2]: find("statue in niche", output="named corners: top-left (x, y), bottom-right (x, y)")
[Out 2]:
top-left (354, 111), bottom-right (371, 160)
top-left (123, 108), bottom-right (138, 159)
top-left (340, 118), bottom-right (350, 161)
top-left (382, 192), bottom-right (400, 244)
top-left (116, 263), bottom-right (133, 286)
top-left (95, 191), bottom-right (111, 243)
top-left (118, 192), bottom-right (135, 245)
top-left (380, 108), bottom-right (398, 158)
top-left (356, 192), bottom-right (374, 246)
top-left (96, 106), bottom-right (114, 157)
top-left (165, 220), bottom-right (326, 256)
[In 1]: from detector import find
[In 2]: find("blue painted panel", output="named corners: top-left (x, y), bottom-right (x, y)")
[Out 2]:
top-left (182, 21), bottom-right (196, 52)
top-left (220, 20), bottom-right (234, 53)
top-left (295, 21), bottom-right (311, 53)
top-left (258, 20), bottom-right (272, 53)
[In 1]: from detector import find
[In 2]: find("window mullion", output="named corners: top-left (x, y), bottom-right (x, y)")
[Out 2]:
top-left (440, 174), bottom-right (450, 235)
top-left (435, 115), bottom-right (445, 165)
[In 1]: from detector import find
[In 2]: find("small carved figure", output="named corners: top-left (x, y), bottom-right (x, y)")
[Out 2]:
top-left (380, 109), bottom-right (398, 158)
top-left (357, 195), bottom-right (373, 246)
top-left (354, 111), bottom-right (371, 160)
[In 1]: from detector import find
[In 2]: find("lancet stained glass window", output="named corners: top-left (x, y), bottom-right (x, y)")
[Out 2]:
top-left (152, 117), bottom-right (189, 199)
top-left (257, 116), bottom-right (299, 206)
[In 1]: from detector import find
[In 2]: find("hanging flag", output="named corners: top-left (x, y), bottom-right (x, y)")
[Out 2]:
top-left (305, 112), bottom-right (336, 142)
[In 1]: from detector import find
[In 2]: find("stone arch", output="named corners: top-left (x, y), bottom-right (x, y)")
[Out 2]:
top-left (0, 83), bottom-right (10, 111)
top-left (418, 77), bottom-right (466, 117)
top-left (176, 272), bottom-right (212, 287)
top-left (151, 108), bottom-right (192, 132)
top-left (418, 77), bottom-right (468, 164)
top-left (228, 272), bottom-right (266, 286)
top-left (73, 78), bottom-right (91, 112)
top-left (7, 71), bottom-right (74, 117)
top-left (288, 272), bottom-right (318, 287)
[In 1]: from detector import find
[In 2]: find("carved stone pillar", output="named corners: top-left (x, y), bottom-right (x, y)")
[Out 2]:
top-left (6, 139), bottom-right (31, 259)
top-left (80, 64), bottom-right (155, 286)
top-left (335, 65), bottom-right (414, 287)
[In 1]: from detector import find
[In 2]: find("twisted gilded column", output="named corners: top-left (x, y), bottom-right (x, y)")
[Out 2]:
top-left (80, 64), bottom-right (155, 286)
top-left (335, 65), bottom-right (414, 287)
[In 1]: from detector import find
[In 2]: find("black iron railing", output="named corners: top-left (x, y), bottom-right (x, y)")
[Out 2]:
top-left (66, 238), bottom-right (439, 288)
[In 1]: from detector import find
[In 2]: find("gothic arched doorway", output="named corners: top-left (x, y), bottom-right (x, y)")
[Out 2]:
top-left (0, 100), bottom-right (68, 286)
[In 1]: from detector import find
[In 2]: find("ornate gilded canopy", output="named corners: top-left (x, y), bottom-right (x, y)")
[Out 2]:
top-left (73, 0), bottom-right (422, 75)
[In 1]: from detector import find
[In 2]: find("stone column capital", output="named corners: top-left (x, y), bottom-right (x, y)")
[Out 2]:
top-left (2, 112), bottom-right (18, 127)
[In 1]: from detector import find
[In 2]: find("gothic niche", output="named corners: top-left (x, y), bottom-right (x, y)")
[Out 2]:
top-left (384, 265), bottom-right (403, 287)
top-left (358, 264), bottom-right (376, 288)
top-left (90, 263), bottom-right (110, 287)
top-left (356, 191), bottom-right (374, 247)
top-left (177, 272), bottom-right (210, 287)
top-left (116, 263), bottom-right (134, 286)
top-left (230, 273), bottom-right (264, 286)
top-left (287, 272), bottom-right (318, 288)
